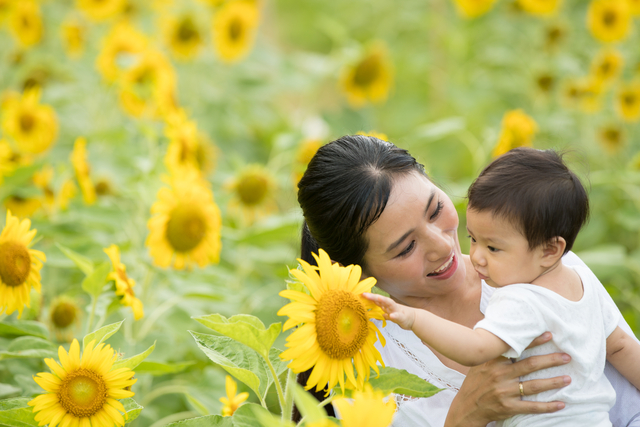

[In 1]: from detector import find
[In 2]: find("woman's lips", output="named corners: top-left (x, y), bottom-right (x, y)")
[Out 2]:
top-left (427, 253), bottom-right (457, 280)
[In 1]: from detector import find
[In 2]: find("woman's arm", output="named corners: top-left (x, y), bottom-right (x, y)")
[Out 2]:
top-left (444, 334), bottom-right (572, 427)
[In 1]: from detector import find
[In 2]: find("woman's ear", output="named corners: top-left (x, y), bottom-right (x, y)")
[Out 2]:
top-left (539, 236), bottom-right (566, 267)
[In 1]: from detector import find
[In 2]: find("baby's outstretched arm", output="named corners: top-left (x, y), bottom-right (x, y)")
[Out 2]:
top-left (363, 292), bottom-right (511, 366)
top-left (606, 326), bottom-right (640, 391)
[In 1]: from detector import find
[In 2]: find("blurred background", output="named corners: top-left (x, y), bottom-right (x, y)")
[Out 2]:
top-left (1, 0), bottom-right (639, 425)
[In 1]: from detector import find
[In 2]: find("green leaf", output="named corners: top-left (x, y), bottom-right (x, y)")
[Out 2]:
top-left (193, 314), bottom-right (281, 359)
top-left (55, 243), bottom-right (94, 275)
top-left (231, 403), bottom-right (284, 427)
top-left (81, 262), bottom-right (111, 299)
top-left (164, 415), bottom-right (233, 427)
top-left (0, 337), bottom-right (57, 360)
top-left (0, 385), bottom-right (21, 399)
top-left (292, 383), bottom-right (326, 423)
top-left (414, 117), bottom-right (466, 141)
top-left (0, 322), bottom-right (48, 340)
top-left (346, 367), bottom-right (442, 399)
top-left (134, 361), bottom-right (196, 376)
top-left (113, 342), bottom-right (156, 371)
top-left (186, 394), bottom-right (209, 416)
top-left (122, 398), bottom-right (143, 424)
top-left (190, 332), bottom-right (268, 401)
top-left (83, 320), bottom-right (124, 350)
top-left (0, 398), bottom-right (38, 426)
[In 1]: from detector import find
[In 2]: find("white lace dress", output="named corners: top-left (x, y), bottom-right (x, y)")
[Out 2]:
top-left (372, 252), bottom-right (640, 427)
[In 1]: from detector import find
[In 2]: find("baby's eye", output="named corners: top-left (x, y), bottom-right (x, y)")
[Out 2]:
top-left (488, 246), bottom-right (498, 252)
top-left (467, 235), bottom-right (476, 243)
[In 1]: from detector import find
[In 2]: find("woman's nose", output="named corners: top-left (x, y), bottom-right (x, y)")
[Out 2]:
top-left (424, 227), bottom-right (453, 262)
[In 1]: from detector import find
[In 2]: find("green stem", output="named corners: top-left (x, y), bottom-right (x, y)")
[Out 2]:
top-left (86, 296), bottom-right (98, 334)
top-left (282, 368), bottom-right (297, 421)
top-left (264, 356), bottom-right (286, 419)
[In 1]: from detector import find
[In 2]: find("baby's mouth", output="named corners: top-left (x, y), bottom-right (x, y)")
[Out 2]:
top-left (427, 253), bottom-right (454, 277)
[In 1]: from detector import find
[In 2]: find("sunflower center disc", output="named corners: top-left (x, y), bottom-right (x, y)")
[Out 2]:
top-left (353, 55), bottom-right (381, 87)
top-left (20, 113), bottom-right (35, 133)
top-left (315, 290), bottom-right (369, 360)
top-left (237, 174), bottom-right (268, 206)
top-left (603, 10), bottom-right (617, 27)
top-left (58, 369), bottom-right (107, 418)
top-left (51, 301), bottom-right (77, 328)
top-left (178, 18), bottom-right (198, 42)
top-left (166, 204), bottom-right (207, 252)
top-left (0, 241), bottom-right (31, 287)
top-left (229, 18), bottom-right (243, 41)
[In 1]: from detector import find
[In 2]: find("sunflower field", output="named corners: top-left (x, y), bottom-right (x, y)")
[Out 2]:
top-left (0, 0), bottom-right (640, 425)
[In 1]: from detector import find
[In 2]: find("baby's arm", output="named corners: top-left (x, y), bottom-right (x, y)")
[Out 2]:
top-left (362, 293), bottom-right (510, 366)
top-left (606, 326), bottom-right (640, 391)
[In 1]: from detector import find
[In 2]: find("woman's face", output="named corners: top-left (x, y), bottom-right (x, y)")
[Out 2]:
top-left (363, 172), bottom-right (466, 305)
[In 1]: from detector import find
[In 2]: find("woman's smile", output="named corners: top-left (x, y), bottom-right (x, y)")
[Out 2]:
top-left (427, 252), bottom-right (457, 279)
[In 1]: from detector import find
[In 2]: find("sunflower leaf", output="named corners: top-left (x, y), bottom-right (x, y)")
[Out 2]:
top-left (0, 321), bottom-right (48, 340)
top-left (134, 361), bottom-right (196, 376)
top-left (113, 341), bottom-right (156, 371)
top-left (335, 366), bottom-right (443, 399)
top-left (232, 403), bottom-right (293, 427)
top-left (83, 320), bottom-right (124, 350)
top-left (81, 262), bottom-right (111, 299)
top-left (163, 414), bottom-right (233, 427)
top-left (122, 398), bottom-right (143, 424)
top-left (292, 383), bottom-right (326, 423)
top-left (55, 243), bottom-right (94, 276)
top-left (0, 397), bottom-right (38, 426)
top-left (193, 314), bottom-right (281, 359)
top-left (190, 332), bottom-right (269, 401)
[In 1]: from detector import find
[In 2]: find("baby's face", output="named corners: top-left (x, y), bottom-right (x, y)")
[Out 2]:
top-left (466, 208), bottom-right (543, 288)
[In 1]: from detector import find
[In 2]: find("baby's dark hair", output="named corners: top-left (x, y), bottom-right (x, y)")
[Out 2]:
top-left (467, 147), bottom-right (589, 254)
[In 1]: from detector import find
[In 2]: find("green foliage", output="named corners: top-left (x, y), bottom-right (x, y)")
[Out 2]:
top-left (82, 320), bottom-right (124, 349)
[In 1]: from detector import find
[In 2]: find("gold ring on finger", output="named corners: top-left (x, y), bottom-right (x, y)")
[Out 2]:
top-left (519, 381), bottom-right (525, 397)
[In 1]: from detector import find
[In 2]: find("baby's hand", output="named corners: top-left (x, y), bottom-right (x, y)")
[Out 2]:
top-left (362, 293), bottom-right (416, 330)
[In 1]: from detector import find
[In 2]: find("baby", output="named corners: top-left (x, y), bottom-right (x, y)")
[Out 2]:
top-left (365, 147), bottom-right (640, 426)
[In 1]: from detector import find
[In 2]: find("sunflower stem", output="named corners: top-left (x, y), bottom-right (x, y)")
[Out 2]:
top-left (264, 356), bottom-right (286, 419)
top-left (86, 295), bottom-right (98, 334)
top-left (282, 368), bottom-right (296, 421)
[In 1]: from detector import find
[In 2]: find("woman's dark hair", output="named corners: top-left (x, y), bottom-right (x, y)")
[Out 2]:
top-left (298, 134), bottom-right (426, 269)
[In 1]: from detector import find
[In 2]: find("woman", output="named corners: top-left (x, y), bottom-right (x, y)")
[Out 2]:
top-left (296, 135), bottom-right (640, 426)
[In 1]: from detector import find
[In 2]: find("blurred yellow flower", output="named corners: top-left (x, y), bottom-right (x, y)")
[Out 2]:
top-left (96, 21), bottom-right (148, 82)
top-left (49, 296), bottom-right (80, 341)
top-left (28, 339), bottom-right (136, 426)
top-left (292, 139), bottom-right (323, 185)
top-left (1, 88), bottom-right (58, 155)
top-left (597, 124), bottom-right (625, 154)
top-left (57, 179), bottom-right (77, 211)
top-left (61, 17), bottom-right (86, 58)
top-left (118, 49), bottom-right (178, 118)
top-left (544, 24), bottom-right (566, 50)
top-left (220, 375), bottom-right (249, 416)
top-left (492, 110), bottom-right (538, 157)
top-left (146, 172), bottom-right (222, 270)
top-left (518, 0), bottom-right (560, 16)
top-left (616, 81), bottom-right (640, 122)
top-left (226, 164), bottom-right (277, 225)
top-left (32, 165), bottom-right (56, 213)
top-left (278, 249), bottom-right (386, 393)
top-left (104, 244), bottom-right (144, 320)
top-left (3, 196), bottom-right (41, 219)
top-left (333, 384), bottom-right (396, 427)
top-left (0, 210), bottom-right (45, 318)
top-left (452, 0), bottom-right (497, 18)
top-left (70, 137), bottom-right (97, 205)
top-left (8, 0), bottom-right (42, 48)
top-left (212, 0), bottom-right (260, 63)
top-left (77, 0), bottom-right (126, 22)
top-left (164, 110), bottom-right (217, 176)
top-left (0, 140), bottom-right (15, 185)
top-left (163, 14), bottom-right (203, 60)
top-left (629, 0), bottom-right (640, 15)
top-left (356, 131), bottom-right (389, 141)
top-left (95, 177), bottom-right (114, 196)
top-left (629, 152), bottom-right (640, 170)
top-left (534, 73), bottom-right (555, 95)
top-left (587, 0), bottom-right (632, 43)
top-left (341, 44), bottom-right (393, 108)
top-left (590, 48), bottom-right (623, 87)
top-left (578, 77), bottom-right (604, 113)
top-left (200, 0), bottom-right (225, 7)
top-left (0, 0), bottom-right (10, 24)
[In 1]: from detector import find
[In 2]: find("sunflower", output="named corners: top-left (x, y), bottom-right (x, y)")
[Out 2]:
top-left (49, 296), bottom-right (81, 342)
top-left (212, 0), bottom-right (260, 63)
top-left (220, 375), bottom-right (248, 417)
top-left (57, 179), bottom-right (77, 211)
top-left (518, 0), bottom-right (560, 16)
top-left (71, 137), bottom-right (97, 205)
top-left (278, 249), bottom-right (386, 393)
top-left (226, 164), bottom-right (277, 225)
top-left (118, 49), bottom-right (177, 118)
top-left (452, 0), bottom-right (498, 18)
top-left (3, 196), bottom-right (42, 219)
top-left (333, 384), bottom-right (396, 427)
top-left (590, 48), bottom-right (623, 87)
top-left (534, 72), bottom-right (555, 94)
top-left (0, 139), bottom-right (15, 185)
top-left (163, 109), bottom-right (217, 176)
top-left (104, 244), bottom-right (144, 320)
top-left (1, 88), bottom-right (58, 155)
top-left (629, 0), bottom-right (640, 15)
top-left (77, 0), bottom-right (126, 22)
top-left (577, 77), bottom-right (604, 113)
top-left (616, 81), bottom-right (640, 122)
top-left (29, 339), bottom-right (136, 427)
top-left (587, 0), bottom-right (632, 43)
top-left (340, 44), bottom-right (393, 108)
top-left (597, 124), bottom-right (625, 154)
top-left (0, 0), bottom-right (10, 24)
top-left (61, 17), bottom-right (87, 58)
top-left (292, 139), bottom-right (323, 186)
top-left (544, 24), bottom-right (565, 50)
top-left (146, 172), bottom-right (222, 270)
top-left (96, 22), bottom-right (148, 82)
top-left (492, 109), bottom-right (538, 157)
top-left (0, 210), bottom-right (45, 318)
top-left (32, 165), bottom-right (56, 214)
top-left (199, 0), bottom-right (225, 7)
top-left (7, 0), bottom-right (42, 48)
top-left (163, 13), bottom-right (203, 60)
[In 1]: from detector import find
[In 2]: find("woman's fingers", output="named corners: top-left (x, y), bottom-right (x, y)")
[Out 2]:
top-left (512, 352), bottom-right (571, 377)
top-left (521, 375), bottom-right (571, 397)
top-left (525, 332), bottom-right (552, 349)
top-left (513, 400), bottom-right (565, 414)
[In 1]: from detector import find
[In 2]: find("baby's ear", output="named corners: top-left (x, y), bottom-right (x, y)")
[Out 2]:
top-left (540, 236), bottom-right (566, 267)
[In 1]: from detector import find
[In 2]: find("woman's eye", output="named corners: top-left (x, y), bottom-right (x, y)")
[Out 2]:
top-left (398, 241), bottom-right (415, 258)
top-left (430, 201), bottom-right (443, 220)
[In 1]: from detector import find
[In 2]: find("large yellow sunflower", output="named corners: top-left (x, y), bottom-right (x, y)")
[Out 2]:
top-left (0, 210), bottom-right (45, 318)
top-left (104, 244), bottom-right (144, 320)
top-left (492, 109), bottom-right (538, 157)
top-left (8, 0), bottom-right (42, 48)
top-left (340, 44), bottom-right (393, 108)
top-left (518, 0), bottom-right (560, 16)
top-left (333, 384), bottom-right (396, 427)
top-left (146, 172), bottom-right (222, 270)
top-left (220, 375), bottom-right (249, 417)
top-left (71, 137), bottom-right (97, 205)
top-left (226, 164), bottom-right (277, 225)
top-left (96, 22), bottom-right (148, 82)
top-left (452, 0), bottom-right (498, 18)
top-left (587, 0), bottom-right (632, 43)
top-left (29, 339), bottom-right (136, 427)
top-left (77, 0), bottom-right (126, 22)
top-left (61, 17), bottom-right (87, 58)
top-left (590, 48), bottom-right (623, 87)
top-left (163, 13), bottom-right (203, 60)
top-left (1, 88), bottom-right (58, 155)
top-left (616, 81), bottom-right (640, 122)
top-left (278, 249), bottom-right (386, 393)
top-left (212, 0), bottom-right (260, 63)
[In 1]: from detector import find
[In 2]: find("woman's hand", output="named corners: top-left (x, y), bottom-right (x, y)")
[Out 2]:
top-left (444, 332), bottom-right (572, 427)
